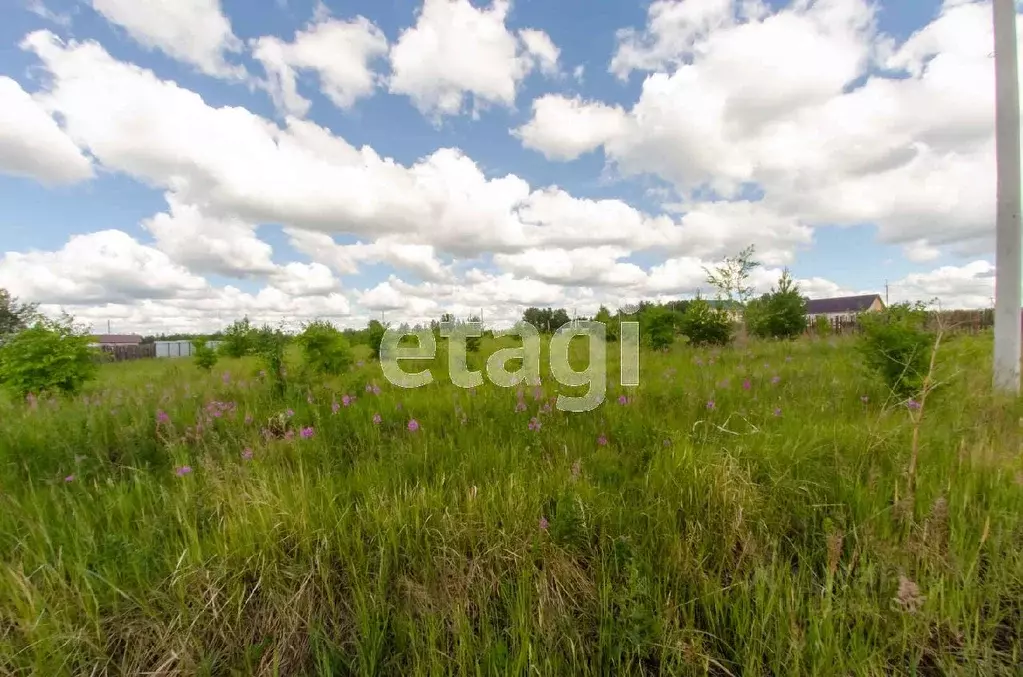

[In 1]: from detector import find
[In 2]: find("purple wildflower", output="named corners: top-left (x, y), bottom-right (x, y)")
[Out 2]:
top-left (300, 426), bottom-right (315, 439)
top-left (771, 376), bottom-right (781, 385)
top-left (286, 409), bottom-right (294, 418)
top-left (64, 474), bottom-right (74, 483)
top-left (907, 399), bottom-right (921, 411)
top-left (365, 384), bottom-right (374, 393)
top-left (408, 419), bottom-right (420, 432)
top-left (342, 394), bottom-right (353, 407)
top-left (706, 400), bottom-right (715, 410)
top-left (372, 413), bottom-right (382, 425)
top-left (175, 465), bottom-right (192, 477)
top-left (332, 401), bottom-right (340, 414)
top-left (774, 408), bottom-right (782, 417)
top-left (617, 394), bottom-right (629, 406)
top-left (241, 448), bottom-right (254, 460)
top-left (222, 372), bottom-right (231, 384)
top-left (663, 439), bottom-right (671, 447)
top-left (533, 385), bottom-right (543, 401)
top-left (372, 384), bottom-right (381, 395)
top-left (284, 430), bottom-right (295, 441)
top-left (539, 516), bottom-right (549, 531)
top-left (528, 417), bottom-right (541, 432)
top-left (597, 434), bottom-right (608, 446)
top-left (515, 400), bottom-right (527, 413)
top-left (244, 413), bottom-right (253, 425)
top-left (156, 409), bottom-right (170, 425)
top-left (742, 379), bottom-right (751, 390)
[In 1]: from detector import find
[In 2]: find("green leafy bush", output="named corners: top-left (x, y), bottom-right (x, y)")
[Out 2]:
top-left (813, 315), bottom-right (832, 337)
top-left (367, 320), bottom-right (387, 360)
top-left (219, 316), bottom-right (256, 358)
top-left (192, 337), bottom-right (219, 372)
top-left (857, 302), bottom-right (934, 397)
top-left (679, 299), bottom-right (732, 346)
top-left (255, 324), bottom-right (289, 396)
top-left (296, 320), bottom-right (353, 375)
top-left (746, 270), bottom-right (808, 340)
top-left (0, 317), bottom-right (96, 397)
top-left (643, 307), bottom-right (682, 350)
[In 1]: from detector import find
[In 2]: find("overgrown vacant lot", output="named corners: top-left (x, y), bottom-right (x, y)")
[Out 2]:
top-left (0, 334), bottom-right (1021, 675)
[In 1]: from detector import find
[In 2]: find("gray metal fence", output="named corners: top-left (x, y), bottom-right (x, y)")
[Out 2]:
top-left (154, 340), bottom-right (222, 358)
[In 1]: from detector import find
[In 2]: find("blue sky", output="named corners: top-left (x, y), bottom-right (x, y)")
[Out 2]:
top-left (0, 0), bottom-right (1007, 332)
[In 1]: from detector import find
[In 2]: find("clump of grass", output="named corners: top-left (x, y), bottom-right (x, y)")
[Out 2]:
top-left (0, 334), bottom-right (1020, 675)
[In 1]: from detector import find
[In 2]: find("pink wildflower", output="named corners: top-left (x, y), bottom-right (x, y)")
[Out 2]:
top-left (372, 413), bottom-right (382, 425)
top-left (617, 394), bottom-right (629, 406)
top-left (64, 474), bottom-right (74, 483)
top-left (175, 465), bottom-right (192, 477)
top-left (156, 409), bottom-right (170, 425)
top-left (300, 426), bottom-right (315, 439)
top-left (528, 417), bottom-right (541, 431)
top-left (597, 434), bottom-right (608, 446)
top-left (706, 400), bottom-right (715, 410)
top-left (408, 419), bottom-right (420, 432)
top-left (539, 516), bottom-right (549, 531)
top-left (332, 401), bottom-right (340, 414)
top-left (241, 448), bottom-right (253, 460)
top-left (515, 400), bottom-right (527, 413)
top-left (342, 394), bottom-right (353, 407)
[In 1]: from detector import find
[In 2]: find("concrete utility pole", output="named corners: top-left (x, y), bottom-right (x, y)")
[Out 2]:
top-left (993, 0), bottom-right (1022, 393)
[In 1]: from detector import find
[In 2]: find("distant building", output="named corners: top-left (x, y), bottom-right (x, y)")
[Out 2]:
top-left (90, 334), bottom-right (142, 347)
top-left (805, 294), bottom-right (885, 322)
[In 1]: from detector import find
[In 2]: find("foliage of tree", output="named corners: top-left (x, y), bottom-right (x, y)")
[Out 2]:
top-left (0, 316), bottom-right (96, 397)
top-left (254, 324), bottom-right (289, 396)
top-left (704, 245), bottom-right (761, 308)
top-left (678, 298), bottom-right (733, 346)
top-left (192, 337), bottom-right (219, 371)
top-left (521, 307), bottom-right (571, 332)
top-left (745, 270), bottom-right (808, 340)
top-left (813, 315), bottom-right (832, 337)
top-left (466, 315), bottom-right (482, 353)
top-left (594, 306), bottom-right (619, 342)
top-left (367, 320), bottom-right (387, 360)
top-left (296, 320), bottom-right (353, 375)
top-left (0, 289), bottom-right (38, 341)
top-left (643, 307), bottom-right (682, 350)
top-left (219, 316), bottom-right (257, 358)
top-left (857, 302), bottom-right (935, 397)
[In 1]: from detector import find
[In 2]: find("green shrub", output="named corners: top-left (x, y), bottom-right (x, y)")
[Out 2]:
top-left (219, 316), bottom-right (256, 358)
top-left (367, 320), bottom-right (387, 360)
top-left (192, 337), bottom-right (219, 372)
top-left (857, 302), bottom-right (934, 397)
top-left (813, 315), bottom-right (832, 337)
top-left (255, 324), bottom-right (288, 396)
top-left (0, 317), bottom-right (97, 397)
top-left (679, 299), bottom-right (732, 346)
top-left (643, 307), bottom-right (681, 350)
top-left (746, 270), bottom-right (807, 340)
top-left (296, 320), bottom-right (353, 375)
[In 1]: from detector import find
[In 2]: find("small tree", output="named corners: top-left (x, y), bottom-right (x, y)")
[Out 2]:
top-left (858, 302), bottom-right (934, 397)
top-left (0, 316), bottom-right (96, 397)
top-left (193, 337), bottom-right (219, 371)
top-left (704, 245), bottom-right (761, 309)
top-left (297, 320), bottom-right (353, 375)
top-left (255, 324), bottom-right (289, 396)
top-left (746, 270), bottom-right (808, 340)
top-left (814, 315), bottom-right (832, 337)
top-left (220, 316), bottom-right (256, 358)
top-left (367, 320), bottom-right (387, 360)
top-left (679, 299), bottom-right (733, 346)
top-left (466, 315), bottom-right (482, 353)
top-left (0, 289), bottom-right (38, 341)
top-left (645, 307), bottom-right (681, 350)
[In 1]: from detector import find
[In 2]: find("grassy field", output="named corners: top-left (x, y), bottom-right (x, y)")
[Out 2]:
top-left (0, 333), bottom-right (1021, 675)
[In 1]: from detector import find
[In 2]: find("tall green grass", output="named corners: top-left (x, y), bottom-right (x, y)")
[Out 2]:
top-left (0, 334), bottom-right (1020, 675)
